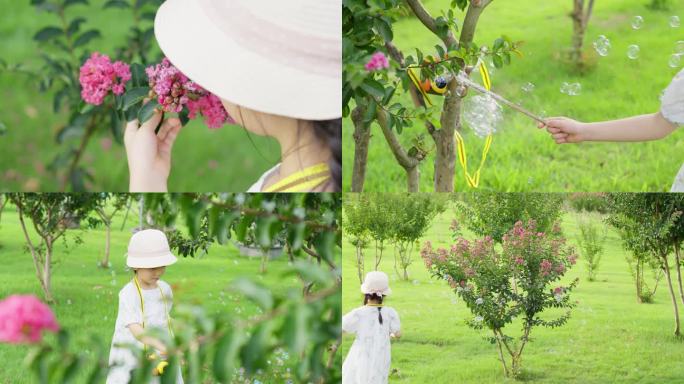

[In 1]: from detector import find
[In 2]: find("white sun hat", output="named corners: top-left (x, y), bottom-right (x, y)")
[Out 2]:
top-left (154, 0), bottom-right (341, 120)
top-left (126, 229), bottom-right (178, 268)
top-left (360, 271), bottom-right (392, 296)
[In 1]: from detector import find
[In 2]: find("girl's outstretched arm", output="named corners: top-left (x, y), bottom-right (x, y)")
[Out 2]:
top-left (127, 323), bottom-right (168, 356)
top-left (538, 112), bottom-right (677, 144)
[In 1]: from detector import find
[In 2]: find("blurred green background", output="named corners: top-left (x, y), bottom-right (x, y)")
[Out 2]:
top-left (0, 0), bottom-right (280, 191)
top-left (343, 0), bottom-right (684, 191)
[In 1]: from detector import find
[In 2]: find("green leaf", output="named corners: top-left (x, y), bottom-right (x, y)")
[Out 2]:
top-left (492, 54), bottom-right (503, 69)
top-left (137, 99), bottom-right (159, 123)
top-left (110, 109), bottom-right (124, 143)
top-left (130, 63), bottom-right (147, 87)
top-left (213, 327), bottom-right (245, 382)
top-left (362, 98), bottom-right (377, 124)
top-left (290, 260), bottom-right (333, 285)
top-left (103, 0), bottom-right (129, 9)
top-left (64, 0), bottom-right (88, 7)
top-left (178, 108), bottom-right (190, 126)
top-left (374, 17), bottom-right (393, 42)
top-left (313, 231), bottom-right (335, 263)
top-left (280, 302), bottom-right (310, 355)
top-left (53, 87), bottom-right (70, 113)
top-left (73, 30), bottom-right (101, 48)
top-left (360, 77), bottom-right (385, 99)
top-left (231, 278), bottom-right (273, 311)
top-left (493, 37), bottom-right (504, 52)
top-left (240, 323), bottom-right (272, 375)
top-left (66, 17), bottom-right (86, 37)
top-left (33, 26), bottom-right (63, 42)
top-left (57, 114), bottom-right (89, 143)
top-left (126, 102), bottom-right (142, 122)
top-left (122, 87), bottom-right (149, 111)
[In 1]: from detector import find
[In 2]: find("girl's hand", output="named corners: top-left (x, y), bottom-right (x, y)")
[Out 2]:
top-left (537, 117), bottom-right (585, 144)
top-left (124, 106), bottom-right (182, 192)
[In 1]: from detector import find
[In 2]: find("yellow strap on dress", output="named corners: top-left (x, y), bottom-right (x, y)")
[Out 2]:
top-left (133, 276), bottom-right (173, 354)
top-left (263, 163), bottom-right (330, 192)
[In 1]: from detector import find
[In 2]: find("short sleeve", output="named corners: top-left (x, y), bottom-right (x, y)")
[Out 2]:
top-left (119, 288), bottom-right (143, 327)
top-left (388, 308), bottom-right (400, 334)
top-left (342, 309), bottom-right (361, 334)
top-left (661, 68), bottom-right (684, 126)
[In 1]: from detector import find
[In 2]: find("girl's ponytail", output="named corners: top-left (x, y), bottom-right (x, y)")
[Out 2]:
top-left (363, 293), bottom-right (385, 325)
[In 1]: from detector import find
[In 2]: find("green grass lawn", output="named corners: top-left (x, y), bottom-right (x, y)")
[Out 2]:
top-left (0, 202), bottom-right (302, 383)
top-left (342, 201), bottom-right (684, 383)
top-left (0, 0), bottom-right (280, 191)
top-left (343, 0), bottom-right (684, 191)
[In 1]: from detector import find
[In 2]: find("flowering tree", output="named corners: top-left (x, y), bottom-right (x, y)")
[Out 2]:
top-left (344, 0), bottom-right (522, 192)
top-left (421, 220), bottom-right (578, 377)
top-left (93, 193), bottom-right (130, 268)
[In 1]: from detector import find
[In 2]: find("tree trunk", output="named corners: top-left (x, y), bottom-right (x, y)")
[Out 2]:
top-left (102, 220), bottom-right (112, 268)
top-left (570, 0), bottom-right (584, 62)
top-left (351, 106), bottom-right (371, 192)
top-left (355, 244), bottom-right (364, 284)
top-left (42, 238), bottom-right (54, 304)
top-left (674, 243), bottom-right (684, 306)
top-left (663, 254), bottom-right (681, 336)
top-left (493, 331), bottom-right (509, 377)
top-left (636, 259), bottom-right (644, 303)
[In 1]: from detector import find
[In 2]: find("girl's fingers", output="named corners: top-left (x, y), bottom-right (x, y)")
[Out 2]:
top-left (546, 127), bottom-right (562, 134)
top-left (157, 118), bottom-right (181, 141)
top-left (552, 133), bottom-right (568, 140)
top-left (124, 119), bottom-right (139, 142)
top-left (140, 108), bottom-right (163, 134)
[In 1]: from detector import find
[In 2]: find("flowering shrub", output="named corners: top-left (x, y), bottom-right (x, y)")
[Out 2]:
top-left (0, 295), bottom-right (59, 344)
top-left (364, 52), bottom-right (390, 71)
top-left (80, 53), bottom-right (232, 129)
top-left (79, 53), bottom-right (131, 105)
top-left (421, 220), bottom-right (578, 377)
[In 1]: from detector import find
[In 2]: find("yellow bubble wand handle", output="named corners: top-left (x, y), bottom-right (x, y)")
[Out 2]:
top-left (454, 61), bottom-right (495, 189)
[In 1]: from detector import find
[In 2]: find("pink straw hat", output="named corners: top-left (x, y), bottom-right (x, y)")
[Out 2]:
top-left (126, 229), bottom-right (178, 268)
top-left (154, 0), bottom-right (341, 120)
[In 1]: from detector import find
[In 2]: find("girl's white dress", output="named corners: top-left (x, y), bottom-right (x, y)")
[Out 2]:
top-left (342, 306), bottom-right (401, 384)
top-left (247, 163), bottom-right (280, 192)
top-left (106, 280), bottom-right (183, 384)
top-left (662, 68), bottom-right (684, 191)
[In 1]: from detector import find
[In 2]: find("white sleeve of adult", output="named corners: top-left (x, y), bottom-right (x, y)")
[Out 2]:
top-left (661, 68), bottom-right (684, 126)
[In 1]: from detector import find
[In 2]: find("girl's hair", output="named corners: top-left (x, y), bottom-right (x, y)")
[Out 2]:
top-left (311, 119), bottom-right (341, 192)
top-left (363, 293), bottom-right (384, 324)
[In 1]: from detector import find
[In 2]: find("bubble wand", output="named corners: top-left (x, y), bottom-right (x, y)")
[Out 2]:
top-left (455, 72), bottom-right (546, 124)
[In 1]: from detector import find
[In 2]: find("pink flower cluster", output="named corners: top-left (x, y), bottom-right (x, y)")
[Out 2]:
top-left (365, 52), bottom-right (389, 71)
top-left (0, 295), bottom-right (59, 344)
top-left (79, 52), bottom-right (131, 105)
top-left (145, 58), bottom-right (232, 128)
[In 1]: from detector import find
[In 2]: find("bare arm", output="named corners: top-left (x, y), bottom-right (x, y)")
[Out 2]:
top-left (539, 112), bottom-right (678, 144)
top-left (127, 323), bottom-right (168, 356)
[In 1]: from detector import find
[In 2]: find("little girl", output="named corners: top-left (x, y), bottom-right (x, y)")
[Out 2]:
top-left (106, 229), bottom-right (183, 383)
top-left (539, 68), bottom-right (683, 191)
top-left (342, 271), bottom-right (401, 384)
top-left (124, 0), bottom-right (341, 192)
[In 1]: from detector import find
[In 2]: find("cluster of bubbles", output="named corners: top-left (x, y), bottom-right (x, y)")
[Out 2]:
top-left (592, 34), bottom-right (611, 56)
top-left (560, 82), bottom-right (582, 96)
top-left (521, 82), bottom-right (535, 93)
top-left (463, 94), bottom-right (503, 138)
top-left (670, 40), bottom-right (684, 68)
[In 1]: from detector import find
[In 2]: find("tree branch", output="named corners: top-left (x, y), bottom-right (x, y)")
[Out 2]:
top-left (459, 0), bottom-right (493, 46)
top-left (376, 110), bottom-right (419, 170)
top-left (405, 0), bottom-right (457, 47)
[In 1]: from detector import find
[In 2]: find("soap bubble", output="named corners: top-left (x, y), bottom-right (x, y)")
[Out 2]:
top-left (522, 82), bottom-right (535, 93)
top-left (568, 82), bottom-right (582, 96)
top-left (67, 299), bottom-right (72, 305)
top-left (671, 16), bottom-right (680, 28)
top-left (412, 280), bottom-right (420, 285)
top-left (463, 94), bottom-right (503, 138)
top-left (627, 44), bottom-right (640, 59)
top-left (455, 84), bottom-right (467, 97)
top-left (675, 41), bottom-right (684, 54)
top-left (561, 82), bottom-right (581, 96)
top-left (631, 15), bottom-right (643, 30)
top-left (670, 54), bottom-right (682, 68)
top-left (592, 35), bottom-right (611, 56)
